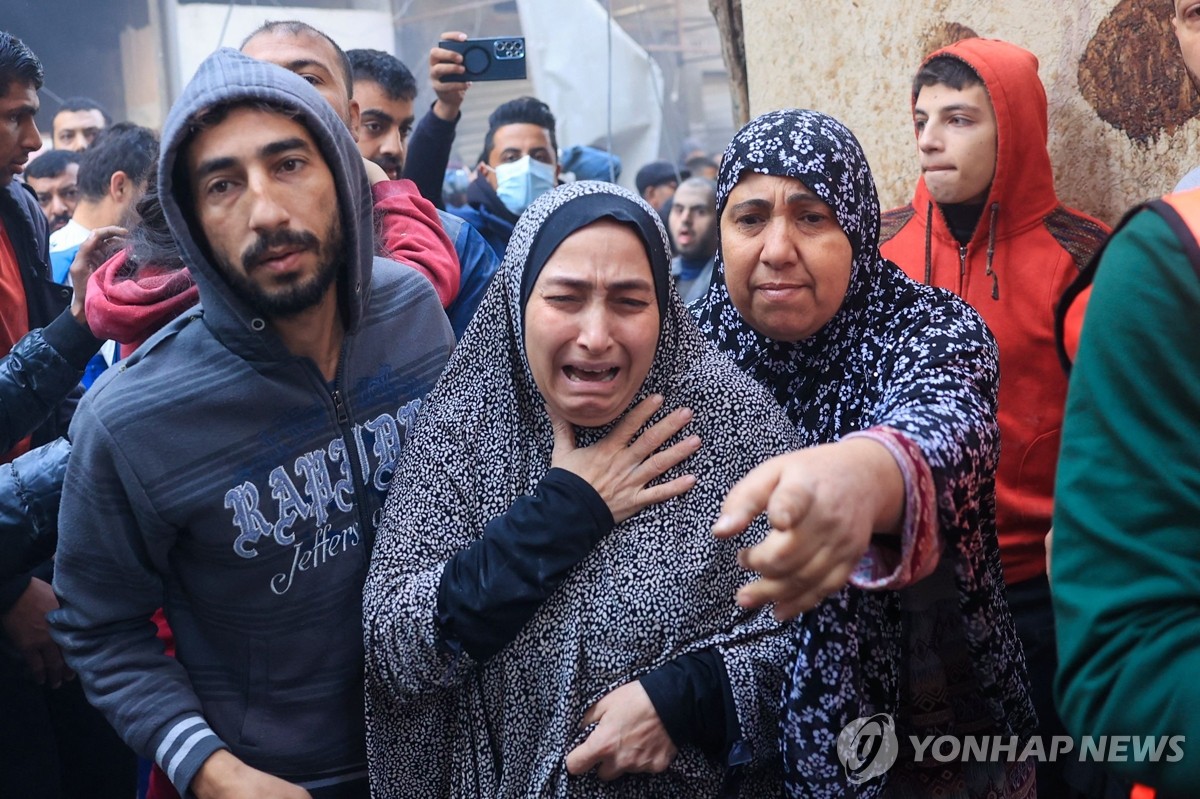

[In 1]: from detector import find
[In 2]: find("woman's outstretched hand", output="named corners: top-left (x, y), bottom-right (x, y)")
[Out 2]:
top-left (549, 394), bottom-right (700, 524)
top-left (711, 439), bottom-right (904, 620)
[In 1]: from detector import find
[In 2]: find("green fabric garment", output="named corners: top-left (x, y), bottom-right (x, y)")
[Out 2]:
top-left (1053, 207), bottom-right (1200, 794)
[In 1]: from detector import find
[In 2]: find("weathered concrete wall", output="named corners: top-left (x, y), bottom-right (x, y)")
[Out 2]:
top-left (742, 0), bottom-right (1199, 224)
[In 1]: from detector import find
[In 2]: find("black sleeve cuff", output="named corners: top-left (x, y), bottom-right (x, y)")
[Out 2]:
top-left (546, 467), bottom-right (615, 531)
top-left (41, 309), bottom-right (103, 370)
top-left (639, 648), bottom-right (736, 759)
top-left (421, 103), bottom-right (460, 131)
top-left (0, 573), bottom-right (33, 615)
top-left (436, 468), bottom-right (615, 661)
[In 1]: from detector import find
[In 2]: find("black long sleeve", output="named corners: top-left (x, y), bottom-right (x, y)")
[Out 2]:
top-left (639, 648), bottom-right (738, 760)
top-left (1, 313), bottom-right (99, 454)
top-left (0, 437), bottom-right (70, 586)
top-left (436, 467), bottom-right (614, 661)
top-left (402, 105), bottom-right (459, 209)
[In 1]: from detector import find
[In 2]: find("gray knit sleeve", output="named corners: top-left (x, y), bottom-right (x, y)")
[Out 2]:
top-left (49, 405), bottom-right (227, 794)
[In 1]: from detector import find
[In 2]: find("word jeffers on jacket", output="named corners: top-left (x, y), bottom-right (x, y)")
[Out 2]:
top-left (224, 402), bottom-right (419, 560)
top-left (270, 523), bottom-right (363, 596)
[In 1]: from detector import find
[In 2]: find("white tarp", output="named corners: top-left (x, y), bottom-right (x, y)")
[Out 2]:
top-left (172, 4), bottom-right (394, 91)
top-left (516, 0), bottom-right (664, 189)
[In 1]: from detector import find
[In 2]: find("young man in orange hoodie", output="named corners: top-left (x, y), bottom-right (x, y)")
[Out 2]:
top-left (879, 38), bottom-right (1111, 797)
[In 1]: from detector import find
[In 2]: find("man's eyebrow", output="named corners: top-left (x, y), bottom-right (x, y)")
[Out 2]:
top-left (192, 156), bottom-right (236, 183)
top-left (915, 102), bottom-right (983, 116)
top-left (284, 58), bottom-right (331, 77)
top-left (193, 137), bottom-right (311, 182)
top-left (360, 109), bottom-right (395, 125)
top-left (260, 137), bottom-right (312, 159)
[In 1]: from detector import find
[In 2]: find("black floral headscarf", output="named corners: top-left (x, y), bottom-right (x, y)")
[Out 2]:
top-left (698, 109), bottom-right (892, 447)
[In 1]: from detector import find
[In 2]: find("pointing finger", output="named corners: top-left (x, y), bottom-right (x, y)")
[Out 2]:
top-left (712, 457), bottom-right (785, 538)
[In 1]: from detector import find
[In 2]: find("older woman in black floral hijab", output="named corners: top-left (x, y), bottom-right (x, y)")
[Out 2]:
top-left (698, 109), bottom-right (1037, 798)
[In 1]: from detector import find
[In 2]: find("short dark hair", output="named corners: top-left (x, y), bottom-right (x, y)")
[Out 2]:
top-left (912, 55), bottom-right (985, 104)
top-left (347, 48), bottom-right (417, 102)
top-left (55, 96), bottom-right (112, 125)
top-left (242, 20), bottom-right (354, 98)
top-left (479, 96), bottom-right (557, 166)
top-left (635, 160), bottom-right (679, 194)
top-left (0, 31), bottom-right (43, 95)
top-left (77, 122), bottom-right (159, 201)
top-left (25, 149), bottom-right (80, 180)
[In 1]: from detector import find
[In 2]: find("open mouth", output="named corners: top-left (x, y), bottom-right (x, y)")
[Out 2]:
top-left (564, 365), bottom-right (619, 383)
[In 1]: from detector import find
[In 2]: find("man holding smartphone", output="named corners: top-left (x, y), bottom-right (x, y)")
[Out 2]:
top-left (450, 95), bottom-right (561, 260)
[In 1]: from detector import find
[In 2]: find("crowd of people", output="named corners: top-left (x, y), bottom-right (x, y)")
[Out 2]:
top-left (1, 2), bottom-right (1198, 798)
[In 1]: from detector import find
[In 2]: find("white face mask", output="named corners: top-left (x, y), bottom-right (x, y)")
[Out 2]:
top-left (492, 155), bottom-right (556, 216)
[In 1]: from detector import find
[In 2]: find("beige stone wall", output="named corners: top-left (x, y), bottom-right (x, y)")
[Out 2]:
top-left (741, 0), bottom-right (1199, 225)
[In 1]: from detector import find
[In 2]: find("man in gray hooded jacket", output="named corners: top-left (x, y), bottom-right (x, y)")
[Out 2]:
top-left (49, 48), bottom-right (454, 798)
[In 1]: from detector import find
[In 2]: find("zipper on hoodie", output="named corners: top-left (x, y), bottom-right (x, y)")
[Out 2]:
top-left (958, 244), bottom-right (968, 295)
top-left (332, 387), bottom-right (349, 426)
top-left (325, 337), bottom-right (376, 551)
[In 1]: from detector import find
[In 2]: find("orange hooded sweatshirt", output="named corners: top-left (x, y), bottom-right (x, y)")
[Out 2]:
top-left (880, 38), bottom-right (1110, 584)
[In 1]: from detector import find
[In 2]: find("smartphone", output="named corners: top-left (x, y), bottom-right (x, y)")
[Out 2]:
top-left (439, 37), bottom-right (527, 82)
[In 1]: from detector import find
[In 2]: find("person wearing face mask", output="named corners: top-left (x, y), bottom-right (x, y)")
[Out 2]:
top-left (449, 96), bottom-right (560, 260)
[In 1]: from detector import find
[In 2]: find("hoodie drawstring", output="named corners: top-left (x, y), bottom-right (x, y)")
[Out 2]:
top-left (923, 199), bottom-right (1000, 300)
top-left (923, 202), bottom-right (933, 285)
top-left (984, 202), bottom-right (999, 300)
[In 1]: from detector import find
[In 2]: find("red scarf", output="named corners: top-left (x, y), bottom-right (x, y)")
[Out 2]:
top-left (86, 249), bottom-right (199, 357)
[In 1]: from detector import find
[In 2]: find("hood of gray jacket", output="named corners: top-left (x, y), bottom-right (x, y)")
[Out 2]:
top-left (157, 47), bottom-right (373, 362)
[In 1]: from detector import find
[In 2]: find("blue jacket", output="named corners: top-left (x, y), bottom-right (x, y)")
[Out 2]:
top-left (449, 175), bottom-right (518, 261)
top-left (439, 210), bottom-right (498, 338)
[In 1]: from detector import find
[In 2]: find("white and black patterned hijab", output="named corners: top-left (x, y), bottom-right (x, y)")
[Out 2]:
top-left (697, 109), bottom-right (901, 445)
top-left (365, 180), bottom-right (798, 796)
